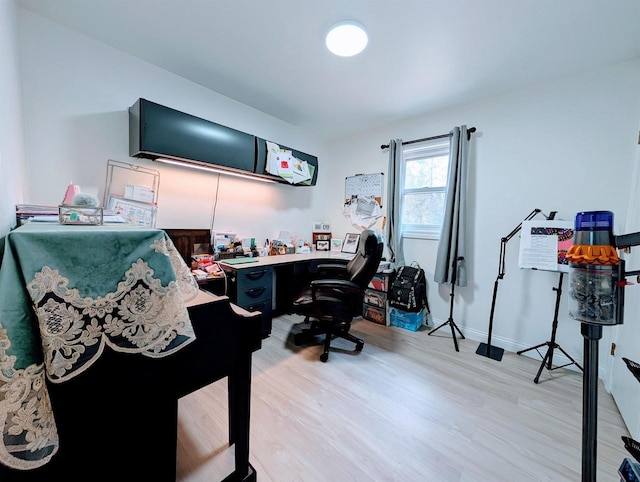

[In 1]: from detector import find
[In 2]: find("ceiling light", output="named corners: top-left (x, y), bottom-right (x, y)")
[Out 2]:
top-left (325, 21), bottom-right (368, 57)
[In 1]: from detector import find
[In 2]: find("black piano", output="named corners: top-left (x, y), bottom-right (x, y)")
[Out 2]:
top-left (0, 291), bottom-right (262, 481)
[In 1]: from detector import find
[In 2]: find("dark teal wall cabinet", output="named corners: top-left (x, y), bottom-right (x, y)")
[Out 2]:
top-left (129, 98), bottom-right (318, 186)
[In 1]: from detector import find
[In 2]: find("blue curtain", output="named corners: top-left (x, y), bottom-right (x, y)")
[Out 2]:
top-left (385, 139), bottom-right (405, 267)
top-left (434, 126), bottom-right (469, 286)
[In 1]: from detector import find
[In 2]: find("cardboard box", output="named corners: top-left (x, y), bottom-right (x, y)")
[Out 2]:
top-left (389, 307), bottom-right (427, 332)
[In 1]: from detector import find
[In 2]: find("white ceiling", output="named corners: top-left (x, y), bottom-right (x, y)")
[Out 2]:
top-left (16, 0), bottom-right (640, 140)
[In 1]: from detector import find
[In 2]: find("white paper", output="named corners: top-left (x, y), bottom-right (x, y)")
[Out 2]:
top-left (517, 220), bottom-right (574, 273)
top-left (265, 141), bottom-right (280, 174)
top-left (343, 198), bottom-right (383, 230)
top-left (292, 158), bottom-right (311, 184)
top-left (274, 149), bottom-right (294, 183)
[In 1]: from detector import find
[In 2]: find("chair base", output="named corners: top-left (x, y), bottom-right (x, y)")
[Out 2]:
top-left (290, 318), bottom-right (364, 362)
top-left (290, 320), bottom-right (325, 346)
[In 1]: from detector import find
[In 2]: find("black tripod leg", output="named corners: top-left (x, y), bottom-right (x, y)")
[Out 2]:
top-left (555, 344), bottom-right (584, 371)
top-left (517, 342), bottom-right (547, 356)
top-left (428, 320), bottom-right (449, 335)
top-left (533, 344), bottom-right (552, 384)
top-left (449, 321), bottom-right (459, 352)
top-left (451, 322), bottom-right (465, 339)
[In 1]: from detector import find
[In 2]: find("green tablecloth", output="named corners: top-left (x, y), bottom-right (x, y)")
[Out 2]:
top-left (0, 223), bottom-right (199, 470)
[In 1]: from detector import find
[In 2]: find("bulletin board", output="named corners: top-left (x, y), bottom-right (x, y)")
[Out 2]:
top-left (344, 173), bottom-right (384, 207)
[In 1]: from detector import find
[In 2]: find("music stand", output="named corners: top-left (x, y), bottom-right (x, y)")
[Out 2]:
top-left (428, 256), bottom-right (465, 351)
top-left (476, 209), bottom-right (557, 361)
top-left (517, 270), bottom-right (583, 383)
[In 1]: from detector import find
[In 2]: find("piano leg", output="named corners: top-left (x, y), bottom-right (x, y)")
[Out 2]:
top-left (224, 347), bottom-right (256, 482)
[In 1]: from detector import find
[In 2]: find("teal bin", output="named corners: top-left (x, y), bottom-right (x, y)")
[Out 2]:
top-left (389, 307), bottom-right (426, 332)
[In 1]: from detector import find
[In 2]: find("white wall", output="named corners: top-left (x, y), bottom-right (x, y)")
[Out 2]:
top-left (0, 0), bottom-right (26, 236)
top-left (327, 60), bottom-right (640, 372)
top-left (16, 9), bottom-right (328, 245)
top-left (11, 6), bottom-right (640, 381)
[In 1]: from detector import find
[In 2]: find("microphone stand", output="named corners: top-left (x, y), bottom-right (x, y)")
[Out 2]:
top-left (476, 208), bottom-right (557, 361)
top-left (429, 256), bottom-right (465, 351)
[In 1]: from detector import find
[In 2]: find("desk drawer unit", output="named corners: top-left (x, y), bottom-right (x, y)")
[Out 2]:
top-left (226, 265), bottom-right (273, 336)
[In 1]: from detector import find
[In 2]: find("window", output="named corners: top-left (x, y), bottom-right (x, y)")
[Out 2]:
top-left (400, 139), bottom-right (450, 239)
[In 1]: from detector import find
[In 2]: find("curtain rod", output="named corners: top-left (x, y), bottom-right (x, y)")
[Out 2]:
top-left (380, 126), bottom-right (476, 150)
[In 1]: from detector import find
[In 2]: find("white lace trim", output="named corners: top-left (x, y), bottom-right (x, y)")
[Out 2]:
top-left (0, 324), bottom-right (58, 469)
top-left (0, 233), bottom-right (199, 469)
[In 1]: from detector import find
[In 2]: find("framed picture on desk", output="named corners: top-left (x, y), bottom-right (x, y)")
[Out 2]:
top-left (312, 232), bottom-right (331, 245)
top-left (342, 233), bottom-right (360, 253)
top-left (316, 240), bottom-right (330, 251)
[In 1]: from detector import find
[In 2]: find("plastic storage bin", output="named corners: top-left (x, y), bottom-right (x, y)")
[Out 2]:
top-left (389, 307), bottom-right (426, 332)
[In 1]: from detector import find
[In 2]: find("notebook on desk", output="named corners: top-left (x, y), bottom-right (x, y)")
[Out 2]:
top-left (221, 257), bottom-right (260, 265)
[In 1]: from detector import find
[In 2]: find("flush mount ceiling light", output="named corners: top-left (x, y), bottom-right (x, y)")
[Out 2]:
top-left (325, 20), bottom-right (368, 57)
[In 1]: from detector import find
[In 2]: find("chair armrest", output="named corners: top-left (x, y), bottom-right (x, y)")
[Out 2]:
top-left (310, 279), bottom-right (361, 302)
top-left (315, 263), bottom-right (349, 279)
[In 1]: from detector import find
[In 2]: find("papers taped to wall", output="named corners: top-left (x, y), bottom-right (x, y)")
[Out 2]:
top-left (343, 195), bottom-right (383, 230)
top-left (266, 141), bottom-right (311, 184)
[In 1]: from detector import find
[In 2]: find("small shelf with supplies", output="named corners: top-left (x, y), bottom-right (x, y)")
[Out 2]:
top-left (362, 262), bottom-right (395, 326)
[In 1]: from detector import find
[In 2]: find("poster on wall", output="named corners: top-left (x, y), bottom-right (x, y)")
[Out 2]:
top-left (517, 220), bottom-right (574, 273)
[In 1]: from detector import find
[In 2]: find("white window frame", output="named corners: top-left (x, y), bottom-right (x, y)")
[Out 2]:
top-left (401, 139), bottom-right (450, 240)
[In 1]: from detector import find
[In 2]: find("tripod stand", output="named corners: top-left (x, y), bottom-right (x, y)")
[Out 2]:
top-left (429, 256), bottom-right (465, 351)
top-left (517, 271), bottom-right (583, 383)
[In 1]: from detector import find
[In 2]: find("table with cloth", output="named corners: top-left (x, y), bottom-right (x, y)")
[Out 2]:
top-left (0, 223), bottom-right (199, 470)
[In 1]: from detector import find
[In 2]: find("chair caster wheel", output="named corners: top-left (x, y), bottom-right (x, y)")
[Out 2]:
top-left (320, 353), bottom-right (329, 362)
top-left (356, 342), bottom-right (364, 351)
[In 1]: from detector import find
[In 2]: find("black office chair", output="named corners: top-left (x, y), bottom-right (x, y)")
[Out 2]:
top-left (290, 230), bottom-right (384, 362)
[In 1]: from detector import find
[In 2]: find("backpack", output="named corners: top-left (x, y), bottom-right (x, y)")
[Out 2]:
top-left (389, 262), bottom-right (430, 313)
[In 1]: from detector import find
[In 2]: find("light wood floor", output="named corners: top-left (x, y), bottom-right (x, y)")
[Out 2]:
top-left (176, 314), bottom-right (631, 481)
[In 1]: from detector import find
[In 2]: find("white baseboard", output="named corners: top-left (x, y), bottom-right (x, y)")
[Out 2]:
top-left (429, 319), bottom-right (583, 374)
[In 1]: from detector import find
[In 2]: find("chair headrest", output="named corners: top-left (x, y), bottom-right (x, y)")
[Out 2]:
top-left (348, 230), bottom-right (384, 287)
